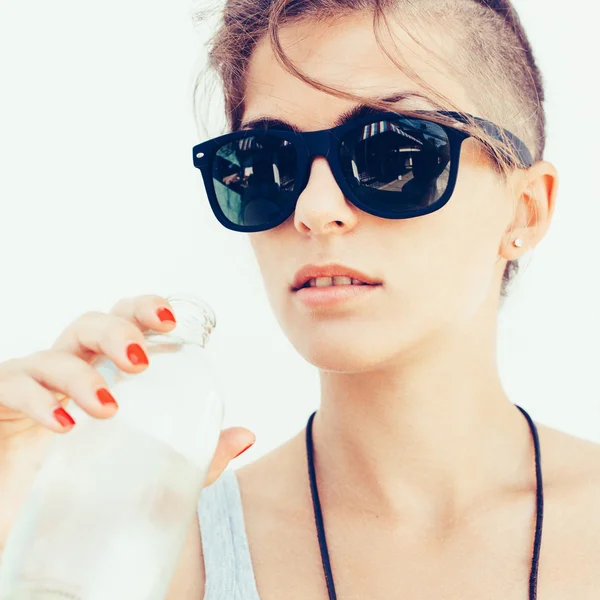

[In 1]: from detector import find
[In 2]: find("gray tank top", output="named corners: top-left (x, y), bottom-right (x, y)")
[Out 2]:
top-left (197, 468), bottom-right (261, 600)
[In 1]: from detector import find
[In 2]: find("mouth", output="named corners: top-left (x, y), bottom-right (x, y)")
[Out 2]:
top-left (291, 264), bottom-right (383, 292)
top-left (295, 277), bottom-right (380, 290)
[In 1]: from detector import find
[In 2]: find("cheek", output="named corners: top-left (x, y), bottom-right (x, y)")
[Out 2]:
top-left (400, 171), bottom-right (509, 314)
top-left (248, 232), bottom-right (289, 305)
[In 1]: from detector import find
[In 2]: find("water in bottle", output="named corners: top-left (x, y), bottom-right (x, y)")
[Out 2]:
top-left (0, 293), bottom-right (224, 600)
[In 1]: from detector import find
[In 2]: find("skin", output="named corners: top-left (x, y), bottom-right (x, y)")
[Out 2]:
top-left (1, 10), bottom-right (599, 600)
top-left (210, 13), bottom-right (600, 600)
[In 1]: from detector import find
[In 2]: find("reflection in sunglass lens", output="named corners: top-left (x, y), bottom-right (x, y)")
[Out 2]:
top-left (212, 134), bottom-right (297, 227)
top-left (339, 117), bottom-right (451, 214)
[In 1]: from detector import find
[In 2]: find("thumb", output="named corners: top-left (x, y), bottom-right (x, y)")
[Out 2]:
top-left (203, 427), bottom-right (256, 488)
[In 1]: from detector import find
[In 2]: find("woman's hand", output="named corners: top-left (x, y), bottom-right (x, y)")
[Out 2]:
top-left (0, 294), bottom-right (255, 486)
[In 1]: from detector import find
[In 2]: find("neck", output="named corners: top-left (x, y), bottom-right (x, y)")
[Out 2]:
top-left (311, 316), bottom-right (535, 527)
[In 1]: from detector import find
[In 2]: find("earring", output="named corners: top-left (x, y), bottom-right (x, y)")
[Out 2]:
top-left (513, 238), bottom-right (524, 248)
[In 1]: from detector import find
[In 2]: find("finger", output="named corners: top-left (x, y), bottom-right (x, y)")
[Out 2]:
top-left (51, 294), bottom-right (177, 363)
top-left (203, 427), bottom-right (256, 488)
top-left (108, 295), bottom-right (177, 332)
top-left (0, 362), bottom-right (88, 434)
top-left (51, 311), bottom-right (152, 373)
top-left (14, 351), bottom-right (119, 425)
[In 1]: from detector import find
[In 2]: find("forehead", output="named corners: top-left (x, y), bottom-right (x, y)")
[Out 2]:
top-left (242, 12), bottom-right (477, 131)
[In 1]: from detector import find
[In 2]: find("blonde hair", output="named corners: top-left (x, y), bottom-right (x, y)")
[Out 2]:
top-left (192, 0), bottom-right (545, 297)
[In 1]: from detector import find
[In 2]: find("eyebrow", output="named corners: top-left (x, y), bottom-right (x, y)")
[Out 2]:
top-left (238, 91), bottom-right (439, 132)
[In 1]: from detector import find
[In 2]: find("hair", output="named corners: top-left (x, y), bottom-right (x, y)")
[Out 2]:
top-left (191, 0), bottom-right (545, 299)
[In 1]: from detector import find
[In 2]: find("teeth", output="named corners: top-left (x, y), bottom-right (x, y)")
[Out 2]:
top-left (307, 276), bottom-right (366, 287)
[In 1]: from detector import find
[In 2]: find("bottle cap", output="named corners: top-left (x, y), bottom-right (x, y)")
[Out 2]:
top-left (145, 292), bottom-right (216, 348)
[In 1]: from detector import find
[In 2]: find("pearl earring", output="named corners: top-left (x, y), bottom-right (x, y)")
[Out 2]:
top-left (513, 238), bottom-right (524, 248)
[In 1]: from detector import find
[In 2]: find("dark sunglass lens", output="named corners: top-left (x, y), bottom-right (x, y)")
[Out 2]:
top-left (340, 117), bottom-right (451, 215)
top-left (212, 134), bottom-right (297, 228)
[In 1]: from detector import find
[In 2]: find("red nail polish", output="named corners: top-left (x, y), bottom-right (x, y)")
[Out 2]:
top-left (233, 443), bottom-right (254, 459)
top-left (157, 307), bottom-right (176, 323)
top-left (54, 407), bottom-right (75, 428)
top-left (96, 388), bottom-right (118, 407)
top-left (127, 343), bottom-right (149, 366)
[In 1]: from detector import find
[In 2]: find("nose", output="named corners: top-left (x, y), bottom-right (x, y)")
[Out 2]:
top-left (293, 155), bottom-right (359, 235)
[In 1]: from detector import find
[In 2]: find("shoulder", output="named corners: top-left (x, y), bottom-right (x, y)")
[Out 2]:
top-left (533, 421), bottom-right (600, 521)
top-left (540, 422), bottom-right (600, 585)
top-left (165, 470), bottom-right (244, 600)
top-left (533, 422), bottom-right (600, 575)
top-left (234, 430), bottom-right (309, 516)
top-left (166, 469), bottom-right (252, 600)
top-left (536, 421), bottom-right (600, 491)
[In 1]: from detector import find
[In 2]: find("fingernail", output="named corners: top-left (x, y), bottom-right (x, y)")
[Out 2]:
top-left (96, 388), bottom-right (118, 407)
top-left (233, 442), bottom-right (254, 459)
top-left (53, 407), bottom-right (75, 428)
top-left (127, 343), bottom-right (149, 366)
top-left (157, 307), bottom-right (176, 323)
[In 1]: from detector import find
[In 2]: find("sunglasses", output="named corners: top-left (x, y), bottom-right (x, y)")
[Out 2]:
top-left (192, 110), bottom-right (533, 233)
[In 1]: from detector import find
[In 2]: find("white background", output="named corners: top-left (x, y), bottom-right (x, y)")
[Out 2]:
top-left (0, 0), bottom-right (598, 466)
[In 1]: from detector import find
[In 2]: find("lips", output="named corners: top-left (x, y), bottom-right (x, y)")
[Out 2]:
top-left (291, 263), bottom-right (382, 291)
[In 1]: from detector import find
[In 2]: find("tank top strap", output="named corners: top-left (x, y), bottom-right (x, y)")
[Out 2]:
top-left (197, 468), bottom-right (261, 600)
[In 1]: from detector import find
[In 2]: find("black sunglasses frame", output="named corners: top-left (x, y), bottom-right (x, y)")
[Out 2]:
top-left (192, 110), bottom-right (534, 233)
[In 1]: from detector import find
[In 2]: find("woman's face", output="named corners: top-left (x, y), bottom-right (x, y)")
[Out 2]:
top-left (244, 13), bottom-right (522, 372)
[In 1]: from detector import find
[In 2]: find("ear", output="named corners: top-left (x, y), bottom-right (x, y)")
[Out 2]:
top-left (499, 160), bottom-right (559, 260)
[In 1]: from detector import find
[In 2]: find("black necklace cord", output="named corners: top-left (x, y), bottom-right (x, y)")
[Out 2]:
top-left (515, 404), bottom-right (544, 600)
top-left (306, 410), bottom-right (338, 600)
top-left (306, 404), bottom-right (544, 600)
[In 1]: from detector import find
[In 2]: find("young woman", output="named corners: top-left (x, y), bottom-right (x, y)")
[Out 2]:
top-left (0, 0), bottom-right (598, 599)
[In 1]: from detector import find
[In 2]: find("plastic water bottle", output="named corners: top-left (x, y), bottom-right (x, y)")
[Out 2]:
top-left (0, 293), bottom-right (223, 600)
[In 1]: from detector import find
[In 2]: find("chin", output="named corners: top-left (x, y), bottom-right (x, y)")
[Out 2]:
top-left (287, 325), bottom-right (406, 373)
